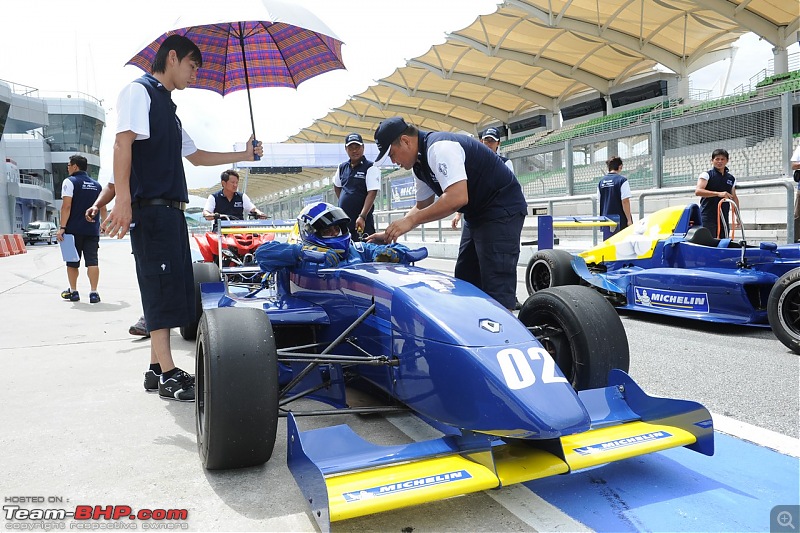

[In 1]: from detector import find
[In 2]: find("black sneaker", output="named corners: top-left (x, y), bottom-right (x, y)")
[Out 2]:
top-left (89, 292), bottom-right (100, 304)
top-left (69, 291), bottom-right (80, 302)
top-left (159, 369), bottom-right (195, 402)
top-left (60, 288), bottom-right (72, 300)
top-left (143, 370), bottom-right (160, 392)
top-left (514, 298), bottom-right (523, 311)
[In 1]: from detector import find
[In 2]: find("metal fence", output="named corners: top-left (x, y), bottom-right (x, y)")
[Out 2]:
top-left (258, 91), bottom-right (799, 239)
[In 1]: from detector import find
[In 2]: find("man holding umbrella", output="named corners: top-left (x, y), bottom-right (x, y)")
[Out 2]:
top-left (103, 35), bottom-right (264, 402)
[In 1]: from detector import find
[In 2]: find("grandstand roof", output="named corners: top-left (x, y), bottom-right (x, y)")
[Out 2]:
top-left (241, 0), bottom-right (800, 200)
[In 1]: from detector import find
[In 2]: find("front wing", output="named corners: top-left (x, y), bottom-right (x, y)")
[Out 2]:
top-left (287, 370), bottom-right (713, 532)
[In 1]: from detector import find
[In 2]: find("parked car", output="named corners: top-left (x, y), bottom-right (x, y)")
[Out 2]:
top-left (23, 221), bottom-right (57, 245)
top-left (525, 203), bottom-right (800, 354)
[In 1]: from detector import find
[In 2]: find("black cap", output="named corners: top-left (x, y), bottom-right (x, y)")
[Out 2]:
top-left (374, 117), bottom-right (408, 161)
top-left (344, 133), bottom-right (363, 146)
top-left (481, 127), bottom-right (501, 141)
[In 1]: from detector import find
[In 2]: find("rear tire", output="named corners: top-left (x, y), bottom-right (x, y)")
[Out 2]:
top-left (518, 285), bottom-right (629, 390)
top-left (196, 307), bottom-right (278, 469)
top-left (525, 249), bottom-right (579, 295)
top-left (768, 268), bottom-right (800, 355)
top-left (180, 262), bottom-right (220, 340)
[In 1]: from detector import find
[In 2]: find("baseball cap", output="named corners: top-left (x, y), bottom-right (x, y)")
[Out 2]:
top-left (345, 133), bottom-right (363, 146)
top-left (374, 117), bottom-right (408, 161)
top-left (481, 127), bottom-right (501, 141)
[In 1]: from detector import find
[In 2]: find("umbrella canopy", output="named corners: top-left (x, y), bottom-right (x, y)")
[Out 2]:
top-left (126, 0), bottom-right (346, 138)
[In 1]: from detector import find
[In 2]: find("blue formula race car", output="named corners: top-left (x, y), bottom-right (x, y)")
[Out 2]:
top-left (190, 217), bottom-right (715, 532)
top-left (525, 203), bottom-right (800, 355)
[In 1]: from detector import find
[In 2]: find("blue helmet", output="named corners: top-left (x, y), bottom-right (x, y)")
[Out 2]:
top-left (297, 202), bottom-right (351, 252)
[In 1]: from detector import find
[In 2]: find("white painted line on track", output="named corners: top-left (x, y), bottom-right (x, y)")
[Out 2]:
top-left (712, 411), bottom-right (800, 458)
top-left (484, 485), bottom-right (592, 533)
top-left (384, 410), bottom-right (800, 531)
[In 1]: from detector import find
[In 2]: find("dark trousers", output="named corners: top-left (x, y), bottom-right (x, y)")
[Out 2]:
top-left (454, 212), bottom-right (525, 309)
top-left (130, 206), bottom-right (194, 331)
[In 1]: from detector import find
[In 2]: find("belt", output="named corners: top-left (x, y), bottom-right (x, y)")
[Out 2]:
top-left (132, 199), bottom-right (187, 211)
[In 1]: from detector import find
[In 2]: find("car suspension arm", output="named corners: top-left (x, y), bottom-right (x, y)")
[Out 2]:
top-left (278, 303), bottom-right (376, 397)
top-left (526, 324), bottom-right (564, 342)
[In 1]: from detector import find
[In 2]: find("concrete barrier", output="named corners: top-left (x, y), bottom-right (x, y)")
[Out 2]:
top-left (13, 234), bottom-right (26, 254)
top-left (1, 234), bottom-right (26, 256)
top-left (4, 235), bottom-right (20, 255)
top-left (0, 236), bottom-right (10, 257)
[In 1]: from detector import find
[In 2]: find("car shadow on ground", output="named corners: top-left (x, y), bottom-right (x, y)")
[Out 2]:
top-left (616, 308), bottom-right (776, 340)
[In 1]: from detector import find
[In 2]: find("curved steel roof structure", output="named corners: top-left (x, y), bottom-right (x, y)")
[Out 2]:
top-left (241, 0), bottom-right (800, 200)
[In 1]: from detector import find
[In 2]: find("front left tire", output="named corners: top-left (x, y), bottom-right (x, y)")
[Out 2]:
top-left (196, 307), bottom-right (278, 469)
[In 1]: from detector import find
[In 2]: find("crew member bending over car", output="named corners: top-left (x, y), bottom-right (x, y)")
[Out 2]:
top-left (203, 169), bottom-right (267, 222)
top-left (255, 202), bottom-right (423, 271)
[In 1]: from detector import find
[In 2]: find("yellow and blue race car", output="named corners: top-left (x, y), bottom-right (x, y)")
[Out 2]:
top-left (189, 218), bottom-right (715, 531)
top-left (525, 203), bottom-right (800, 354)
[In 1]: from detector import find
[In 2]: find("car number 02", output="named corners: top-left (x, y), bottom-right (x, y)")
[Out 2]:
top-left (496, 347), bottom-right (568, 390)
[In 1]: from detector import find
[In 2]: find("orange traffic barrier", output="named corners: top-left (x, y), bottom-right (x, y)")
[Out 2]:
top-left (13, 234), bottom-right (26, 254)
top-left (0, 236), bottom-right (9, 257)
top-left (5, 234), bottom-right (21, 255)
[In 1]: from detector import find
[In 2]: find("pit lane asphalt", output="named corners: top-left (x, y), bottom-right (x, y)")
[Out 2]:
top-left (1, 239), bottom-right (797, 533)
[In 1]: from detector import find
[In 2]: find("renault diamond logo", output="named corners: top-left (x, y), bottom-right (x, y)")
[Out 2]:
top-left (479, 319), bottom-right (501, 333)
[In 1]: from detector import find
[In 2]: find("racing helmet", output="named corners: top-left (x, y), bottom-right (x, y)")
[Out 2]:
top-left (297, 202), bottom-right (351, 252)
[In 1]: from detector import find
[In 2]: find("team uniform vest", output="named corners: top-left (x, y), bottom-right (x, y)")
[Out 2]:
top-left (337, 157), bottom-right (375, 219)
top-left (212, 190), bottom-right (245, 219)
top-left (130, 74), bottom-right (188, 203)
top-left (598, 172), bottom-right (629, 232)
top-left (699, 166), bottom-right (735, 227)
top-left (413, 131), bottom-right (527, 224)
top-left (65, 171), bottom-right (102, 236)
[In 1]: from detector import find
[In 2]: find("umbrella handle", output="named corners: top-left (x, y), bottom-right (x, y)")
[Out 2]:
top-left (252, 138), bottom-right (261, 162)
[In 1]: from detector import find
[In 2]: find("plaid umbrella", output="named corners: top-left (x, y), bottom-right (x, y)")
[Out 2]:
top-left (127, 0), bottom-right (345, 146)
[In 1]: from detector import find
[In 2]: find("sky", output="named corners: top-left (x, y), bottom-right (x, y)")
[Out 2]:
top-left (0, 0), bottom-right (795, 194)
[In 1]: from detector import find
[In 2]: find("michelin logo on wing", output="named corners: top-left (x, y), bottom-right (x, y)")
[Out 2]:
top-left (634, 287), bottom-right (709, 313)
top-left (573, 431), bottom-right (673, 455)
top-left (342, 470), bottom-right (472, 502)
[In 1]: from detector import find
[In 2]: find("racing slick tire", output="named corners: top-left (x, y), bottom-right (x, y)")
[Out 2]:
top-left (518, 285), bottom-right (629, 390)
top-left (180, 262), bottom-right (221, 341)
top-left (196, 307), bottom-right (279, 469)
top-left (768, 267), bottom-right (800, 355)
top-left (525, 249), bottom-right (580, 295)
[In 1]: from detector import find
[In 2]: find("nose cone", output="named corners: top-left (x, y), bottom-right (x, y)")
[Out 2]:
top-left (393, 341), bottom-right (591, 439)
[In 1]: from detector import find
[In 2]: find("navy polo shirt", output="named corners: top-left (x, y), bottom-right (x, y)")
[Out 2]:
top-left (212, 190), bottom-right (245, 219)
top-left (337, 157), bottom-right (375, 219)
top-left (699, 166), bottom-right (735, 226)
top-left (413, 131), bottom-right (527, 224)
top-left (130, 74), bottom-right (188, 203)
top-left (65, 171), bottom-right (102, 236)
top-left (598, 172), bottom-right (629, 232)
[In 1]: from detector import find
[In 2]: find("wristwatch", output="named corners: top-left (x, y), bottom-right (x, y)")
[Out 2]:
top-left (59, 226), bottom-right (66, 230)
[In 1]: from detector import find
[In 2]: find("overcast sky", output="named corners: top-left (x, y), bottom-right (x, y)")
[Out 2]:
top-left (1, 0), bottom-right (795, 192)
